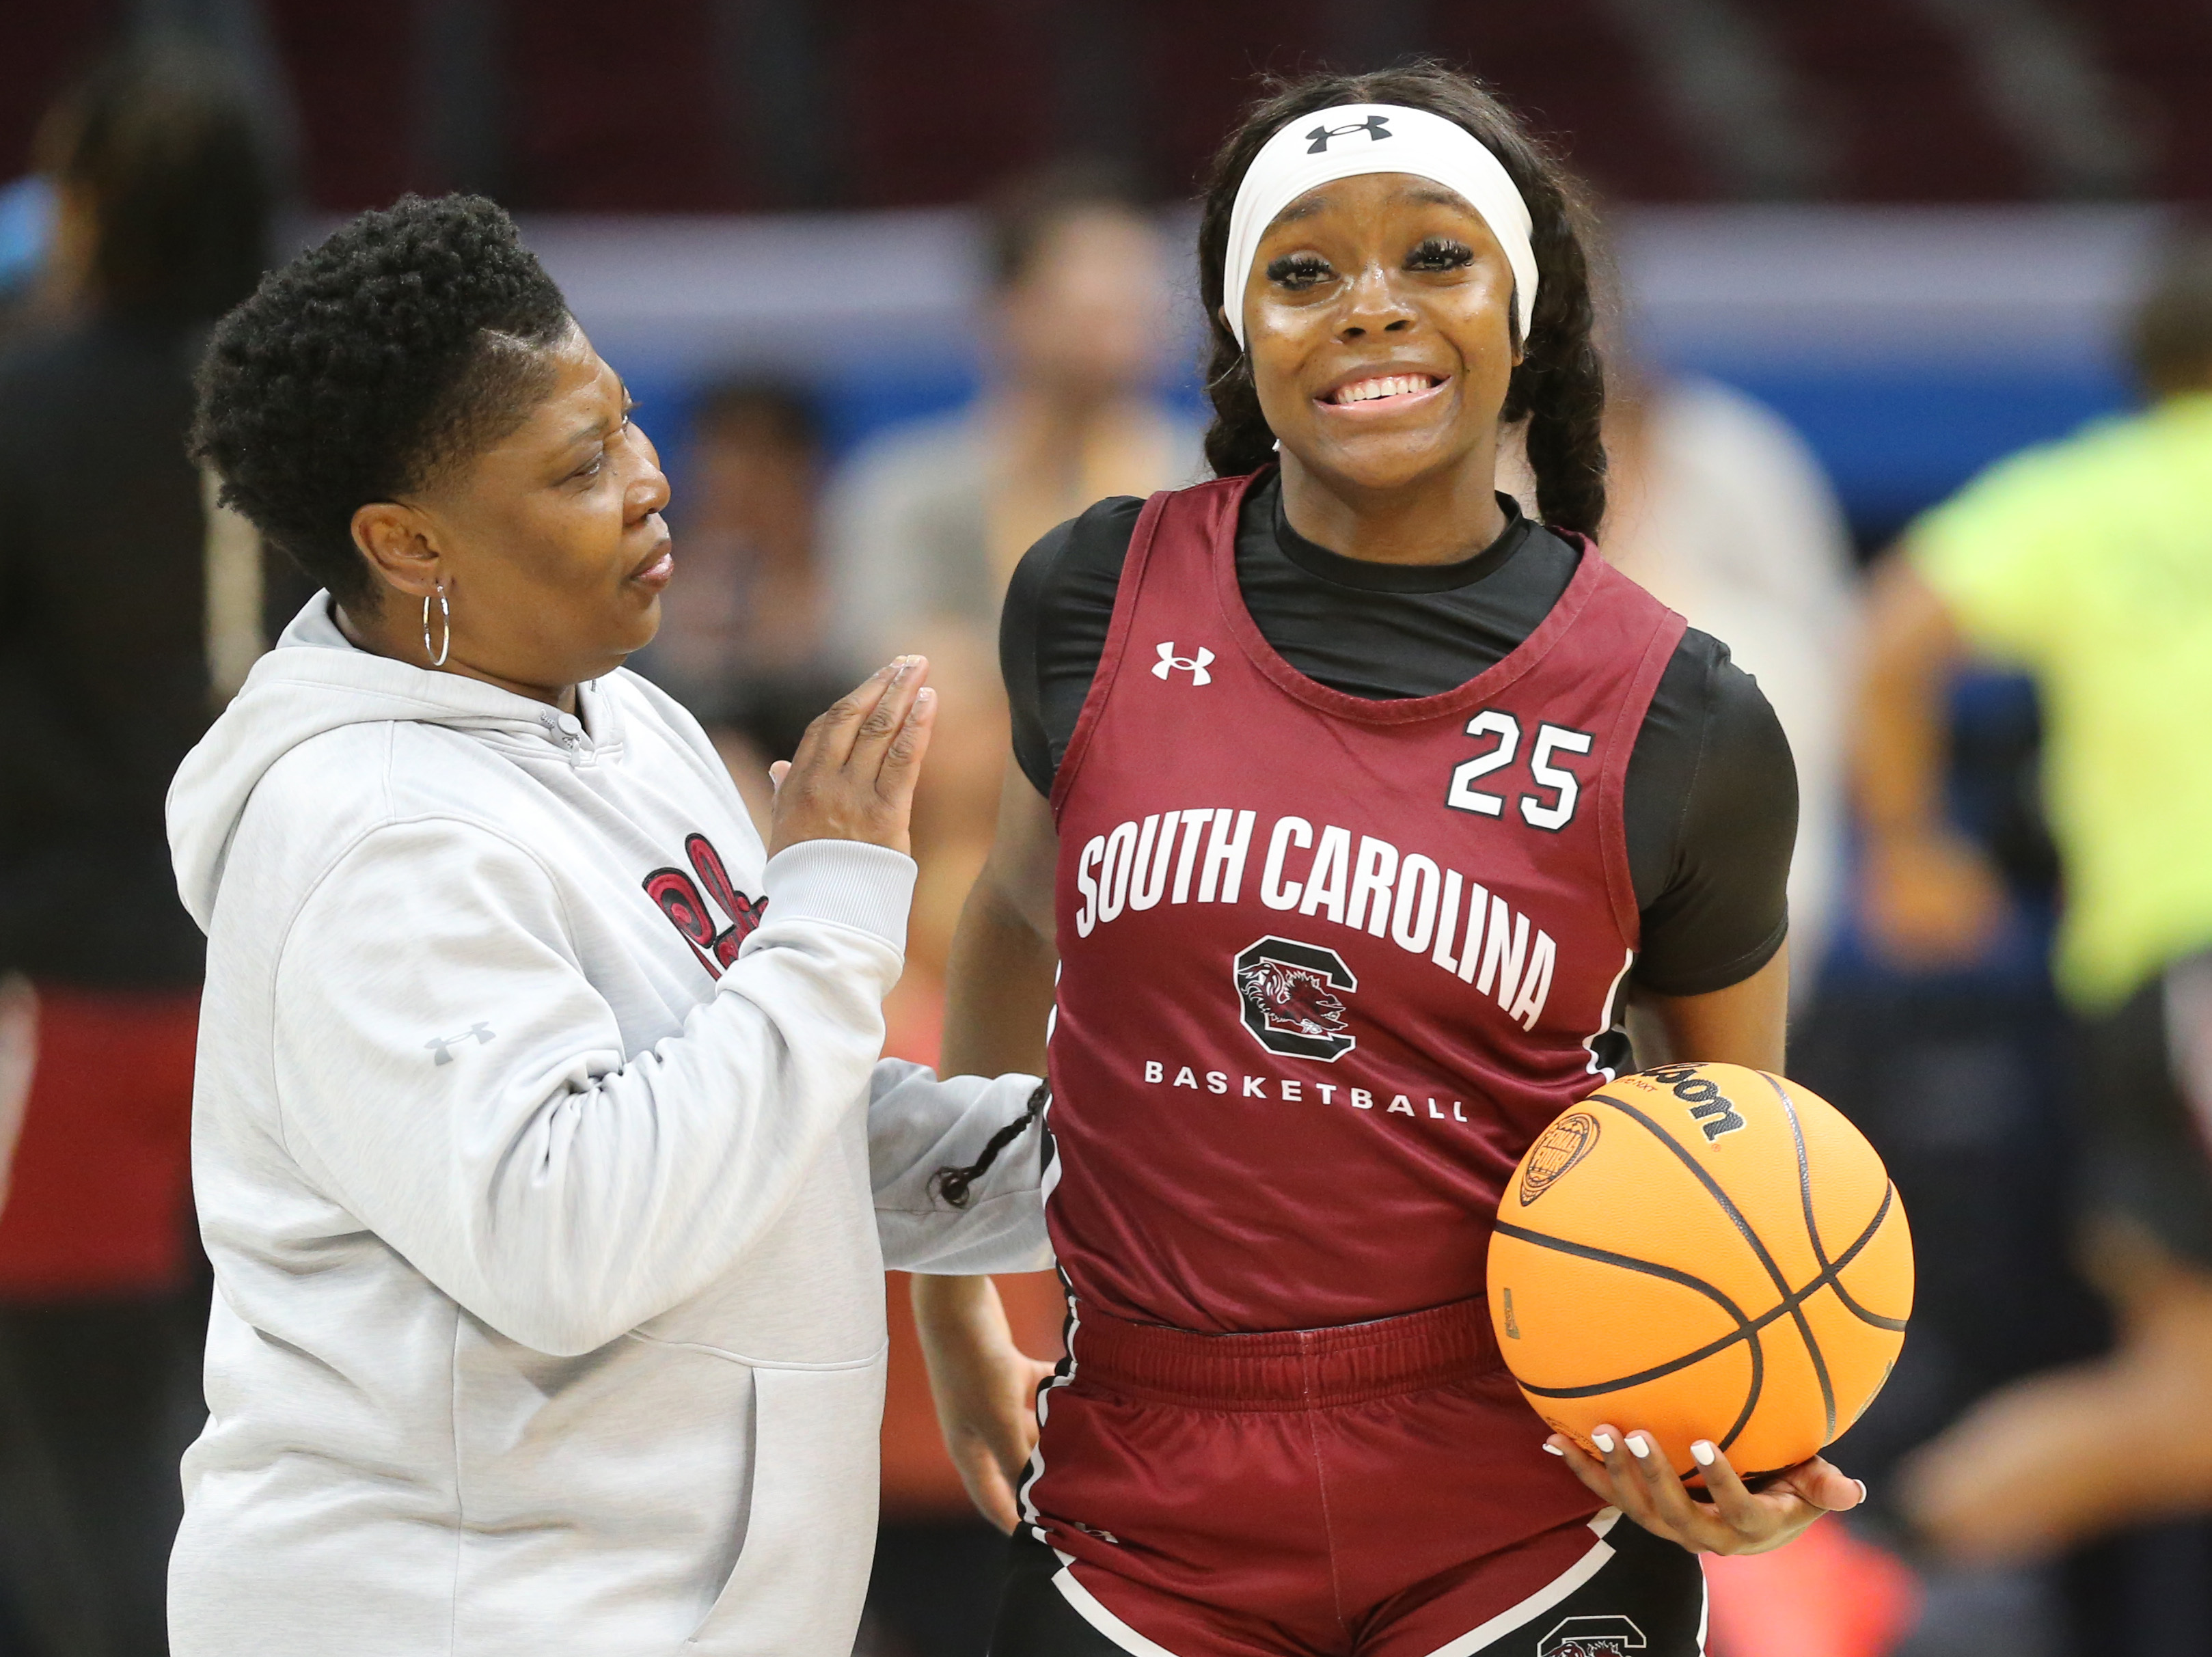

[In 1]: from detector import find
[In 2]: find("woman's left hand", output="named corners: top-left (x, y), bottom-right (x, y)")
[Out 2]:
top-left (1547, 1425), bottom-right (1866, 1555)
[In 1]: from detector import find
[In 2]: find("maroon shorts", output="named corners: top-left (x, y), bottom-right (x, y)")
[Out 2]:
top-left (1015, 1298), bottom-right (1701, 1656)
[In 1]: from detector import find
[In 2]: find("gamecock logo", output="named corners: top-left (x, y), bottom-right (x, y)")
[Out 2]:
top-left (1539, 1615), bottom-right (1646, 1657)
top-left (1233, 936), bottom-right (1358, 1060)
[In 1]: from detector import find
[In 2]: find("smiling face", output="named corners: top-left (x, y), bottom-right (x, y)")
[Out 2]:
top-left (1235, 172), bottom-right (1521, 498)
top-left (349, 323), bottom-right (673, 698)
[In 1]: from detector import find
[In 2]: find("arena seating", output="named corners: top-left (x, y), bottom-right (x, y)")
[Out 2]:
top-left (8, 1), bottom-right (2211, 215)
top-left (1763, 0), bottom-right (2033, 201)
top-left (2055, 0), bottom-right (2212, 198)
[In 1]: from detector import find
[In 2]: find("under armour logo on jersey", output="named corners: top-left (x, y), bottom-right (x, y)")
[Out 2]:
top-left (1306, 114), bottom-right (1391, 153)
top-left (1153, 642), bottom-right (1214, 685)
top-left (426, 1023), bottom-right (495, 1066)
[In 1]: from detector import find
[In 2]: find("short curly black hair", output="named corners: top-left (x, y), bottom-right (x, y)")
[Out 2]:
top-left (191, 193), bottom-right (571, 608)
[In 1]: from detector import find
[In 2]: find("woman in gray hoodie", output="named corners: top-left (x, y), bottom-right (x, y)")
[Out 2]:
top-left (167, 193), bottom-right (1048, 1656)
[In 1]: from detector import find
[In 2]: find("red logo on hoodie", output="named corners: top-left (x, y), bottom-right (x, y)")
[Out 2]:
top-left (643, 833), bottom-right (767, 976)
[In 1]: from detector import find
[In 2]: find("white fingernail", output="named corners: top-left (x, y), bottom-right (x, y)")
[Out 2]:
top-left (1626, 1434), bottom-right (1651, 1459)
top-left (1542, 1442), bottom-right (1565, 1456)
top-left (1855, 1479), bottom-right (1869, 1505)
top-left (1691, 1441), bottom-right (1716, 1467)
top-left (1592, 1432), bottom-right (1615, 1454)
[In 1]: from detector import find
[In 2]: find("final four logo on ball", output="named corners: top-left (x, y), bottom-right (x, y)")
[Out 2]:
top-left (1517, 1111), bottom-right (1599, 1206)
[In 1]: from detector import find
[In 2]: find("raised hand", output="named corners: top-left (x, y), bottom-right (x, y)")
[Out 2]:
top-left (768, 656), bottom-right (936, 858)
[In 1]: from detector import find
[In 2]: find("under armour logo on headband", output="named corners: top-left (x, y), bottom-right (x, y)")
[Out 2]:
top-left (1226, 102), bottom-right (1538, 347)
top-left (1305, 115), bottom-right (1392, 154)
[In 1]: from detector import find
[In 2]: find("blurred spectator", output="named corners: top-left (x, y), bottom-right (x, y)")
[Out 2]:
top-left (821, 158), bottom-right (1203, 672)
top-left (822, 160), bottom-right (1203, 1056)
top-left (830, 161), bottom-right (1197, 1657)
top-left (1601, 368), bottom-right (1861, 994)
top-left (0, 176), bottom-right (57, 342)
top-left (1855, 222), bottom-right (2212, 1572)
top-left (653, 379), bottom-right (828, 710)
top-left (0, 37), bottom-right (275, 1656)
top-left (644, 378), bottom-right (846, 826)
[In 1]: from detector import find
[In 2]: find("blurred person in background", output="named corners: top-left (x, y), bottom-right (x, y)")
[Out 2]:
top-left (643, 378), bottom-right (845, 826)
top-left (1601, 365), bottom-right (1859, 997)
top-left (823, 161), bottom-right (1206, 1047)
top-left (1583, 356), bottom-right (1876, 1656)
top-left (0, 176), bottom-right (58, 343)
top-left (823, 159), bottom-right (1203, 672)
top-left (825, 165), bottom-right (1196, 1657)
top-left (0, 38), bottom-right (274, 1657)
top-left (1856, 222), bottom-right (2212, 1596)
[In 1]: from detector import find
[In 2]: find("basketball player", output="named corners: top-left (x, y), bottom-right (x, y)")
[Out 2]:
top-left (913, 66), bottom-right (1869, 1656)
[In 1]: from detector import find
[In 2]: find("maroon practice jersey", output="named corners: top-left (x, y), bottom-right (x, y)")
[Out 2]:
top-left (1045, 472), bottom-right (1687, 1334)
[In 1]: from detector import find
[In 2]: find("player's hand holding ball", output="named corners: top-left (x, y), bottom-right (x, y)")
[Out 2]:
top-left (1488, 1063), bottom-right (1913, 1555)
top-left (1543, 1411), bottom-right (1867, 1557)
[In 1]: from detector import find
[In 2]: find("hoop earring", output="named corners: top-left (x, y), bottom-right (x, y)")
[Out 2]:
top-left (422, 582), bottom-right (451, 668)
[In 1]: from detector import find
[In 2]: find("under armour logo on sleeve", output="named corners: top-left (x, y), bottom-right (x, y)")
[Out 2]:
top-left (1306, 115), bottom-right (1391, 153)
top-left (1153, 642), bottom-right (1215, 686)
top-left (426, 1023), bottom-right (496, 1065)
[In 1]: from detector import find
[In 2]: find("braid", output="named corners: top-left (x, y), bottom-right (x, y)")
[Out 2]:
top-left (930, 1080), bottom-right (1050, 1211)
top-left (1192, 61), bottom-right (1609, 536)
top-left (1199, 338), bottom-right (1274, 480)
top-left (1500, 165), bottom-right (1609, 538)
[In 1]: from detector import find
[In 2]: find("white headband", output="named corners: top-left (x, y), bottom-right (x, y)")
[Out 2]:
top-left (1221, 102), bottom-right (1538, 349)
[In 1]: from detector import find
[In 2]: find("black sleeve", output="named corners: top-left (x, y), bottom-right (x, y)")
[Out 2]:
top-left (1002, 496), bottom-right (1146, 797)
top-left (2080, 966), bottom-right (2212, 1268)
top-left (1626, 631), bottom-right (1798, 998)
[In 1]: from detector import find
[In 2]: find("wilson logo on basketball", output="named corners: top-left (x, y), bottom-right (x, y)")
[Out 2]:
top-left (1233, 936), bottom-right (1357, 1060)
top-left (1518, 1112), bottom-right (1600, 1205)
top-left (1645, 1063), bottom-right (1748, 1142)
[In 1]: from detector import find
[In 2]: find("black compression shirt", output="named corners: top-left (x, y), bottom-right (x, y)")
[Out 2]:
top-left (1002, 474), bottom-right (1797, 996)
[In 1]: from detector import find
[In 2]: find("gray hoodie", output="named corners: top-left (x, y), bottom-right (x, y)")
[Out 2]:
top-left (165, 599), bottom-right (1048, 1656)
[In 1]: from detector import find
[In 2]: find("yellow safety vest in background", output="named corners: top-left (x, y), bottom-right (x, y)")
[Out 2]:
top-left (1913, 390), bottom-right (2212, 1012)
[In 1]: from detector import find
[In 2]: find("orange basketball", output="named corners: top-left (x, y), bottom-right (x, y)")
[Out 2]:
top-left (1487, 1063), bottom-right (1913, 1478)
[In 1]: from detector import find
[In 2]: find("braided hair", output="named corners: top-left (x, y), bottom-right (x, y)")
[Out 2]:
top-left (1194, 64), bottom-right (1610, 538)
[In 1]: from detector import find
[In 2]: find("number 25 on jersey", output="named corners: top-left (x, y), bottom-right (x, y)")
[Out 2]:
top-left (1445, 711), bottom-right (1593, 833)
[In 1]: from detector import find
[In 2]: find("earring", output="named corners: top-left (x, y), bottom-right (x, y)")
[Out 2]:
top-left (422, 582), bottom-right (451, 668)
